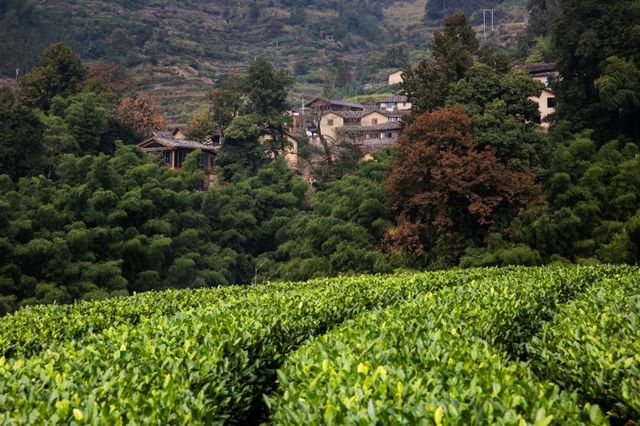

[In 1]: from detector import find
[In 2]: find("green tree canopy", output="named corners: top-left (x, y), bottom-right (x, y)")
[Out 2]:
top-left (274, 151), bottom-right (394, 281)
top-left (17, 43), bottom-right (88, 111)
top-left (402, 13), bottom-right (480, 119)
top-left (216, 116), bottom-right (268, 182)
top-left (446, 63), bottom-right (549, 172)
top-left (552, 0), bottom-right (640, 141)
top-left (0, 88), bottom-right (45, 180)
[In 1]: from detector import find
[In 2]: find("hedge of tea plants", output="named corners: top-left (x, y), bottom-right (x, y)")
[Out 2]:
top-left (0, 269), bottom-right (490, 424)
top-left (528, 273), bottom-right (640, 422)
top-left (0, 266), bottom-right (638, 425)
top-left (267, 266), bottom-right (623, 424)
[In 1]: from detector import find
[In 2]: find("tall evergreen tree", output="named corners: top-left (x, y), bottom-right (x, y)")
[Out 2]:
top-left (402, 13), bottom-right (479, 120)
top-left (216, 116), bottom-right (268, 182)
top-left (17, 43), bottom-right (88, 111)
top-left (552, 0), bottom-right (640, 141)
top-left (0, 88), bottom-right (45, 179)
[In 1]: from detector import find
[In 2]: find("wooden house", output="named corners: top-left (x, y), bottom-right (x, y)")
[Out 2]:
top-left (138, 129), bottom-right (218, 188)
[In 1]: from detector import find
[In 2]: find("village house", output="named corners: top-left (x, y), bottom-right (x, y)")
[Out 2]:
top-left (304, 98), bottom-right (366, 113)
top-left (294, 98), bottom-right (369, 138)
top-left (378, 95), bottom-right (412, 112)
top-left (337, 120), bottom-right (403, 145)
top-left (318, 110), bottom-right (371, 141)
top-left (388, 70), bottom-right (404, 86)
top-left (287, 93), bottom-right (412, 179)
top-left (519, 63), bottom-right (557, 129)
top-left (318, 105), bottom-right (409, 156)
top-left (138, 128), bottom-right (218, 188)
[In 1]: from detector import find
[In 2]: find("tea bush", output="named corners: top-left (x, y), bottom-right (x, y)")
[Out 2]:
top-left (267, 267), bottom-right (627, 424)
top-left (529, 273), bottom-right (640, 422)
top-left (0, 269), bottom-right (489, 424)
top-left (0, 266), bottom-right (637, 424)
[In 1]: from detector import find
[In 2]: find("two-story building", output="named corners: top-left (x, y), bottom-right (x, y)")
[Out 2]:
top-left (518, 63), bottom-right (557, 129)
top-left (318, 107), bottom-right (408, 156)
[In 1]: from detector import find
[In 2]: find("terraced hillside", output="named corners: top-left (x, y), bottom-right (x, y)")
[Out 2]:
top-left (1, 0), bottom-right (528, 122)
top-left (0, 266), bottom-right (638, 424)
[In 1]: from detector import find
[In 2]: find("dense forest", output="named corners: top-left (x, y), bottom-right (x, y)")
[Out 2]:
top-left (1, 0), bottom-right (640, 313)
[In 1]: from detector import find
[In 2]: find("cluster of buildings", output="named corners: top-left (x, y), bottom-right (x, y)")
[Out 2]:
top-left (295, 94), bottom-right (412, 159)
top-left (138, 64), bottom-right (557, 187)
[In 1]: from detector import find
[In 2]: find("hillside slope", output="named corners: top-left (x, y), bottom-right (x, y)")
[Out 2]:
top-left (1, 0), bottom-right (527, 122)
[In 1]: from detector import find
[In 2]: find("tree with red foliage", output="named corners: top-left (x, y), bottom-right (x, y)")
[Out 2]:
top-left (116, 93), bottom-right (166, 138)
top-left (385, 105), bottom-right (546, 263)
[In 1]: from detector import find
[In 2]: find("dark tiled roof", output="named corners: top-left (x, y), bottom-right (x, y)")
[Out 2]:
top-left (332, 109), bottom-right (409, 120)
top-left (379, 110), bottom-right (410, 118)
top-left (326, 110), bottom-right (370, 119)
top-left (339, 121), bottom-right (404, 132)
top-left (515, 63), bottom-right (557, 76)
top-left (141, 132), bottom-right (218, 152)
top-left (378, 95), bottom-right (408, 103)
top-left (305, 97), bottom-right (366, 110)
top-left (367, 121), bottom-right (403, 131)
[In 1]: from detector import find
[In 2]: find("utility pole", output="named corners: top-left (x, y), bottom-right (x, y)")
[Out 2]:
top-left (481, 9), bottom-right (495, 40)
top-left (491, 9), bottom-right (494, 31)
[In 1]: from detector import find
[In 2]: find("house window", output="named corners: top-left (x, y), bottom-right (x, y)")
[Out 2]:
top-left (386, 132), bottom-right (393, 138)
top-left (386, 102), bottom-right (395, 109)
top-left (371, 118), bottom-right (378, 125)
top-left (175, 149), bottom-right (187, 168)
top-left (547, 97), bottom-right (557, 108)
top-left (200, 152), bottom-right (207, 170)
top-left (327, 119), bottom-right (334, 126)
top-left (162, 151), bottom-right (172, 166)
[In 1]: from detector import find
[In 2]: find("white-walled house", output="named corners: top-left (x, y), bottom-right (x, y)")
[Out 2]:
top-left (388, 70), bottom-right (404, 85)
top-left (518, 63), bottom-right (557, 128)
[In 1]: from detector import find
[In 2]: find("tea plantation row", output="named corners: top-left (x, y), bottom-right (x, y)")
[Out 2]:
top-left (0, 269), bottom-right (491, 424)
top-left (268, 268), bottom-right (639, 424)
top-left (0, 266), bottom-right (637, 424)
